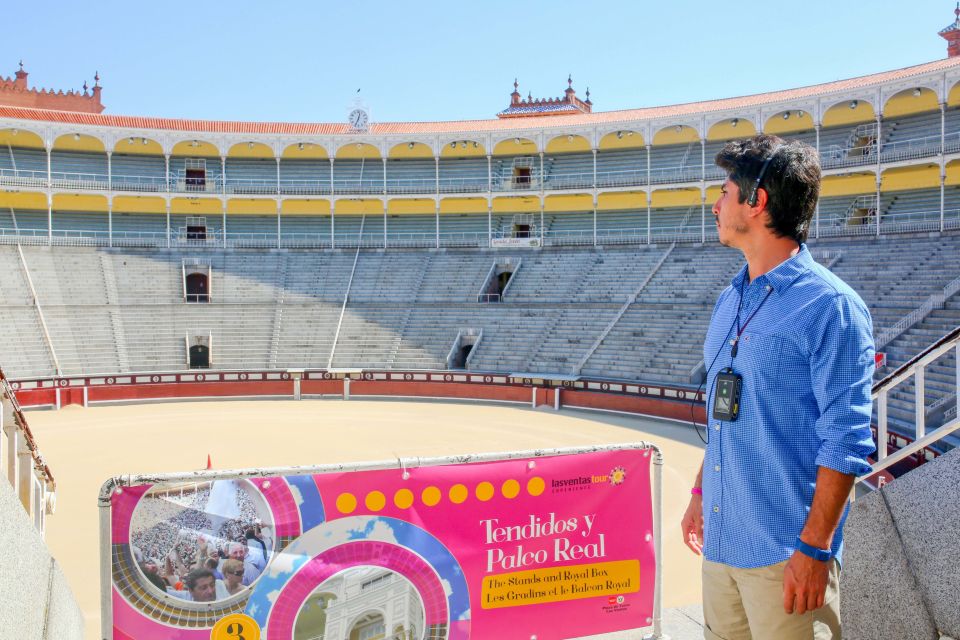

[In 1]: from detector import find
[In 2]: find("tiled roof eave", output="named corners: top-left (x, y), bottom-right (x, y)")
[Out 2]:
top-left (2, 57), bottom-right (960, 137)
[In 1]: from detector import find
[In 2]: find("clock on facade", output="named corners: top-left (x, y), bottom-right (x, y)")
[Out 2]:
top-left (348, 108), bottom-right (369, 132)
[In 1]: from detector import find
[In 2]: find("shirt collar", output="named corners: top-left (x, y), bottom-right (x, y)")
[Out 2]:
top-left (730, 243), bottom-right (813, 293)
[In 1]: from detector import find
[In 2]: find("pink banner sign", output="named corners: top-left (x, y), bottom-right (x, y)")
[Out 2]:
top-left (107, 446), bottom-right (656, 640)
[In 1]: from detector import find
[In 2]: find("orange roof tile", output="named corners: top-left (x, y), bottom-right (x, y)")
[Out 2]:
top-left (2, 57), bottom-right (959, 135)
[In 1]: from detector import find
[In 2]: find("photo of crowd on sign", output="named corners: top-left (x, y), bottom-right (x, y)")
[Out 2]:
top-left (130, 479), bottom-right (273, 603)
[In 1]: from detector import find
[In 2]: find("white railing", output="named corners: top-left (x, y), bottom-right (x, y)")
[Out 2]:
top-left (863, 326), bottom-right (960, 486)
top-left (0, 368), bottom-right (56, 535)
top-left (876, 274), bottom-right (960, 349)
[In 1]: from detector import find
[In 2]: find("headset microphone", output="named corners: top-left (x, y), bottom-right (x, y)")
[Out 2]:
top-left (746, 147), bottom-right (783, 207)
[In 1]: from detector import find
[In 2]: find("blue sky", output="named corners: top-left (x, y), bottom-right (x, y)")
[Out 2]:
top-left (3, 1), bottom-right (956, 123)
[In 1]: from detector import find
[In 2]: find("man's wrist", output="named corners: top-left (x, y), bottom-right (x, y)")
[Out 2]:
top-left (794, 536), bottom-right (832, 562)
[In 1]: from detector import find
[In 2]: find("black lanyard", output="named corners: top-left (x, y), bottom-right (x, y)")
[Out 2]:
top-left (730, 285), bottom-right (774, 358)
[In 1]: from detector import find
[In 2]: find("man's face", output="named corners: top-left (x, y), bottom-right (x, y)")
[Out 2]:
top-left (713, 179), bottom-right (752, 248)
top-left (190, 576), bottom-right (216, 602)
top-left (229, 545), bottom-right (246, 561)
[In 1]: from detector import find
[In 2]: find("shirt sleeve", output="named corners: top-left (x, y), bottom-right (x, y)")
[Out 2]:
top-left (811, 293), bottom-right (876, 477)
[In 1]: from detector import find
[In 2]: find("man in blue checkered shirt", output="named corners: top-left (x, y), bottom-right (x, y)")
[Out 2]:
top-left (680, 134), bottom-right (876, 639)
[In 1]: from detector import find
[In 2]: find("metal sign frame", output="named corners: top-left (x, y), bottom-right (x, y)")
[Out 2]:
top-left (99, 442), bottom-right (664, 640)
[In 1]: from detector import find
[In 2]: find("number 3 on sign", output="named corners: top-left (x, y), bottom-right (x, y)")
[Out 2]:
top-left (211, 614), bottom-right (260, 640)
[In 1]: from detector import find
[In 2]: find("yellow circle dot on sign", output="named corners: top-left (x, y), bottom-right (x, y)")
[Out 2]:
top-left (502, 479), bottom-right (520, 499)
top-left (336, 493), bottom-right (357, 514)
top-left (527, 476), bottom-right (546, 497)
top-left (449, 484), bottom-right (468, 504)
top-left (476, 481), bottom-right (495, 502)
top-left (422, 486), bottom-right (442, 507)
top-left (365, 491), bottom-right (386, 512)
top-left (210, 613), bottom-right (261, 640)
top-left (394, 488), bottom-right (414, 509)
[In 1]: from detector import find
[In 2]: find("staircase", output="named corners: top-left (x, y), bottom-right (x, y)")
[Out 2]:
top-left (100, 254), bottom-right (130, 372)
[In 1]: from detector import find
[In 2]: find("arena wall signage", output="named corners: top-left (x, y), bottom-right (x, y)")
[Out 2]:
top-left (99, 444), bottom-right (664, 640)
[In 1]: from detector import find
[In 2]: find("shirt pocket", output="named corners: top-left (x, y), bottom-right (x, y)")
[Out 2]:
top-left (744, 333), bottom-right (809, 392)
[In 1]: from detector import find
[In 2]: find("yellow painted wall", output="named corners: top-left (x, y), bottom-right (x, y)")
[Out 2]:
top-left (112, 138), bottom-right (164, 156)
top-left (113, 196), bottom-right (166, 213)
top-left (493, 138), bottom-right (538, 156)
top-left (171, 197), bottom-right (223, 215)
top-left (0, 129), bottom-right (44, 149)
top-left (948, 82), bottom-right (960, 107)
top-left (881, 165), bottom-right (940, 191)
top-left (820, 174), bottom-right (877, 197)
top-left (52, 193), bottom-right (107, 212)
top-left (335, 143), bottom-right (381, 160)
top-left (227, 199), bottom-right (277, 215)
top-left (707, 120), bottom-right (757, 141)
top-left (545, 135), bottom-right (591, 154)
top-left (387, 199), bottom-right (435, 214)
top-left (650, 189), bottom-right (701, 208)
top-left (335, 199), bottom-right (384, 215)
top-left (440, 141), bottom-right (487, 158)
top-left (652, 126), bottom-right (699, 146)
top-left (440, 197), bottom-right (487, 213)
top-left (0, 191), bottom-right (48, 209)
top-left (822, 101), bottom-right (876, 127)
top-left (281, 143), bottom-right (330, 159)
top-left (598, 131), bottom-right (645, 150)
top-left (282, 199), bottom-right (331, 214)
top-left (388, 143), bottom-right (434, 159)
top-left (884, 91), bottom-right (938, 118)
top-left (52, 134), bottom-right (106, 153)
top-left (705, 185), bottom-right (723, 202)
top-left (946, 160), bottom-right (960, 185)
top-left (171, 141), bottom-right (220, 158)
top-left (492, 196), bottom-right (539, 213)
top-left (597, 191), bottom-right (645, 211)
top-left (227, 142), bottom-right (275, 159)
top-left (763, 112), bottom-right (815, 135)
top-left (545, 194), bottom-right (593, 212)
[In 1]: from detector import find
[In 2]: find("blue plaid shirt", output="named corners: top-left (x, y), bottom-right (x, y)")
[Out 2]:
top-left (702, 244), bottom-right (876, 568)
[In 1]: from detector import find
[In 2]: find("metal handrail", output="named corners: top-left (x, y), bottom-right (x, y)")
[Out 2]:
top-left (862, 326), bottom-right (960, 484)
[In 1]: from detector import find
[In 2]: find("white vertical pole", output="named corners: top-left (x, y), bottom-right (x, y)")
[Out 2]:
top-left (221, 156), bottom-right (227, 247)
top-left (652, 447), bottom-right (664, 639)
top-left (876, 115), bottom-right (882, 236)
top-left (646, 145), bottom-right (652, 244)
top-left (941, 101), bottom-right (947, 233)
top-left (815, 123), bottom-right (821, 239)
top-left (46, 141), bottom-right (52, 246)
top-left (165, 155), bottom-right (171, 248)
top-left (108, 198), bottom-right (113, 248)
top-left (99, 485), bottom-right (114, 640)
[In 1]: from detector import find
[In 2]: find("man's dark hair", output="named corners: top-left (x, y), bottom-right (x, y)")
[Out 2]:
top-left (715, 134), bottom-right (821, 242)
top-left (184, 568), bottom-right (214, 591)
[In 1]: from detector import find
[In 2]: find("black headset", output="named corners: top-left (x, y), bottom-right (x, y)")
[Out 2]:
top-left (746, 146), bottom-right (783, 207)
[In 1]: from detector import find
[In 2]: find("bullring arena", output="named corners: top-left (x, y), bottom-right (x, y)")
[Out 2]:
top-left (2, 6), bottom-right (960, 640)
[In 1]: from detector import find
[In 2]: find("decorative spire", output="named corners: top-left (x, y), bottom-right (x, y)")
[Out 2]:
top-left (568, 73), bottom-right (572, 88)
top-left (19, 60), bottom-right (23, 71)
top-left (940, 2), bottom-right (960, 57)
top-left (82, 80), bottom-right (88, 95)
top-left (94, 71), bottom-right (100, 87)
top-left (585, 87), bottom-right (591, 104)
top-left (514, 78), bottom-right (519, 91)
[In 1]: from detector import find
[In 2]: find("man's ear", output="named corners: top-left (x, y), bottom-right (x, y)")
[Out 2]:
top-left (747, 187), bottom-right (769, 219)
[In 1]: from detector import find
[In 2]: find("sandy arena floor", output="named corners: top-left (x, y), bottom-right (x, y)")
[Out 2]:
top-left (26, 398), bottom-right (706, 639)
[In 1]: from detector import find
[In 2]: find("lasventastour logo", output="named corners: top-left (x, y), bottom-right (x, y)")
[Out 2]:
top-left (551, 468), bottom-right (626, 493)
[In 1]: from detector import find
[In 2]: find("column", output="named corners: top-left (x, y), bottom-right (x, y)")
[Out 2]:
top-left (487, 201), bottom-right (493, 247)
top-left (487, 154), bottom-right (492, 192)
top-left (814, 123), bottom-right (821, 238)
top-left (592, 195), bottom-right (598, 247)
top-left (941, 102), bottom-right (947, 232)
top-left (46, 142), bottom-right (52, 246)
top-left (107, 150), bottom-right (112, 191)
top-left (221, 156), bottom-right (227, 246)
top-left (277, 199), bottom-right (282, 249)
top-left (701, 190), bottom-right (706, 244)
top-left (165, 200), bottom-right (171, 249)
top-left (646, 191), bottom-right (652, 245)
top-left (330, 199), bottom-right (336, 250)
top-left (876, 115), bottom-right (882, 236)
top-left (47, 193), bottom-right (53, 246)
top-left (383, 199), bottom-right (388, 249)
top-left (592, 148), bottom-right (598, 189)
top-left (539, 198), bottom-right (545, 246)
top-left (435, 200), bottom-right (440, 249)
top-left (108, 197), bottom-right (113, 248)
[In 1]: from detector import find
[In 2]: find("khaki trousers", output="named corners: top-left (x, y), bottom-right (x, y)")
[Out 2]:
top-left (702, 559), bottom-right (841, 640)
